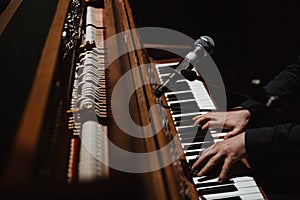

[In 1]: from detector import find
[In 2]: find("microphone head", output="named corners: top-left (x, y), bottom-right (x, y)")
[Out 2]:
top-left (195, 36), bottom-right (215, 54)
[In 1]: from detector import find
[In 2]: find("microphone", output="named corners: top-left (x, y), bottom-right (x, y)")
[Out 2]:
top-left (154, 36), bottom-right (215, 98)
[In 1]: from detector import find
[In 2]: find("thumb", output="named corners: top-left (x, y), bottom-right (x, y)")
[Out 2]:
top-left (224, 128), bottom-right (239, 139)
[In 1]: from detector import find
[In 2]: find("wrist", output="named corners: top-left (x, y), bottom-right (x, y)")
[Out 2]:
top-left (243, 109), bottom-right (251, 119)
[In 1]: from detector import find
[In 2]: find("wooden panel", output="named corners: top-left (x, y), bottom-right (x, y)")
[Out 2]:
top-left (1, 0), bottom-right (70, 185)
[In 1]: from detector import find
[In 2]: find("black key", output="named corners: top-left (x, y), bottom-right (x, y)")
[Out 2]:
top-left (179, 130), bottom-right (207, 137)
top-left (180, 135), bottom-right (206, 143)
top-left (169, 101), bottom-right (199, 110)
top-left (216, 196), bottom-right (242, 200)
top-left (169, 81), bottom-right (190, 90)
top-left (192, 169), bottom-right (220, 178)
top-left (170, 104), bottom-right (214, 115)
top-left (159, 81), bottom-right (189, 94)
top-left (171, 109), bottom-right (197, 115)
top-left (197, 184), bottom-right (238, 195)
top-left (183, 141), bottom-right (214, 151)
top-left (179, 132), bottom-right (202, 138)
top-left (158, 68), bottom-right (172, 73)
top-left (189, 157), bottom-right (199, 166)
top-left (180, 131), bottom-right (214, 148)
top-left (185, 150), bottom-right (201, 157)
top-left (157, 65), bottom-right (177, 72)
top-left (177, 126), bottom-right (206, 135)
top-left (173, 114), bottom-right (200, 122)
top-left (159, 70), bottom-right (184, 79)
top-left (166, 92), bottom-right (194, 101)
top-left (199, 108), bottom-right (215, 112)
top-left (170, 107), bottom-right (199, 113)
top-left (174, 120), bottom-right (195, 127)
top-left (161, 76), bottom-right (185, 83)
top-left (195, 180), bottom-right (234, 188)
top-left (183, 143), bottom-right (202, 151)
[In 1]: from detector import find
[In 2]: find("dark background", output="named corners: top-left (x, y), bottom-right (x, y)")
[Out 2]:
top-left (0, 0), bottom-right (11, 14)
top-left (129, 0), bottom-right (300, 106)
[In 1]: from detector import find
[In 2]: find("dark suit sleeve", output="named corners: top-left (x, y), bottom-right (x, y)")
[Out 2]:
top-left (240, 57), bottom-right (300, 190)
top-left (241, 57), bottom-right (300, 160)
top-left (245, 124), bottom-right (300, 160)
top-left (240, 60), bottom-right (300, 118)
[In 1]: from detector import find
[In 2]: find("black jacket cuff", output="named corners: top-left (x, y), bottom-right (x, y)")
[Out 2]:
top-left (245, 127), bottom-right (275, 159)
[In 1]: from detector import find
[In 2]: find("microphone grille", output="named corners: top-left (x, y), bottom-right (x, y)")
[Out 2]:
top-left (195, 36), bottom-right (215, 54)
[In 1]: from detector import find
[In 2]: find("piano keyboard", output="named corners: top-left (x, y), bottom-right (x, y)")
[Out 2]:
top-left (155, 62), bottom-right (265, 200)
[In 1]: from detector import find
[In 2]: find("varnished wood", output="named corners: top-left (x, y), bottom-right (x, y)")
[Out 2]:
top-left (0, 0), bottom-right (23, 35)
top-left (1, 0), bottom-right (69, 185)
top-left (112, 1), bottom-right (171, 199)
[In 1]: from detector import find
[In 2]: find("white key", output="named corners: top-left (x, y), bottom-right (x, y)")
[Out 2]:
top-left (201, 186), bottom-right (263, 200)
top-left (211, 132), bottom-right (227, 138)
top-left (194, 176), bottom-right (264, 200)
top-left (184, 148), bottom-right (205, 154)
top-left (171, 111), bottom-right (208, 119)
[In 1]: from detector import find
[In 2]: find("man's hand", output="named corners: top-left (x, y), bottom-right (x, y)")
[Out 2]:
top-left (191, 132), bottom-right (246, 182)
top-left (193, 108), bottom-right (251, 138)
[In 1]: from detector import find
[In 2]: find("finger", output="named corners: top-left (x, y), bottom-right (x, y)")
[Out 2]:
top-left (193, 118), bottom-right (202, 126)
top-left (193, 113), bottom-right (223, 126)
top-left (207, 113), bottom-right (221, 121)
top-left (194, 112), bottom-right (213, 120)
top-left (201, 122), bottom-right (209, 130)
top-left (191, 146), bottom-right (213, 170)
top-left (191, 153), bottom-right (209, 171)
top-left (201, 121), bottom-right (223, 130)
top-left (224, 128), bottom-right (239, 139)
top-left (193, 116), bottom-right (210, 126)
top-left (197, 153), bottom-right (223, 177)
top-left (192, 115), bottom-right (202, 120)
top-left (218, 157), bottom-right (233, 183)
